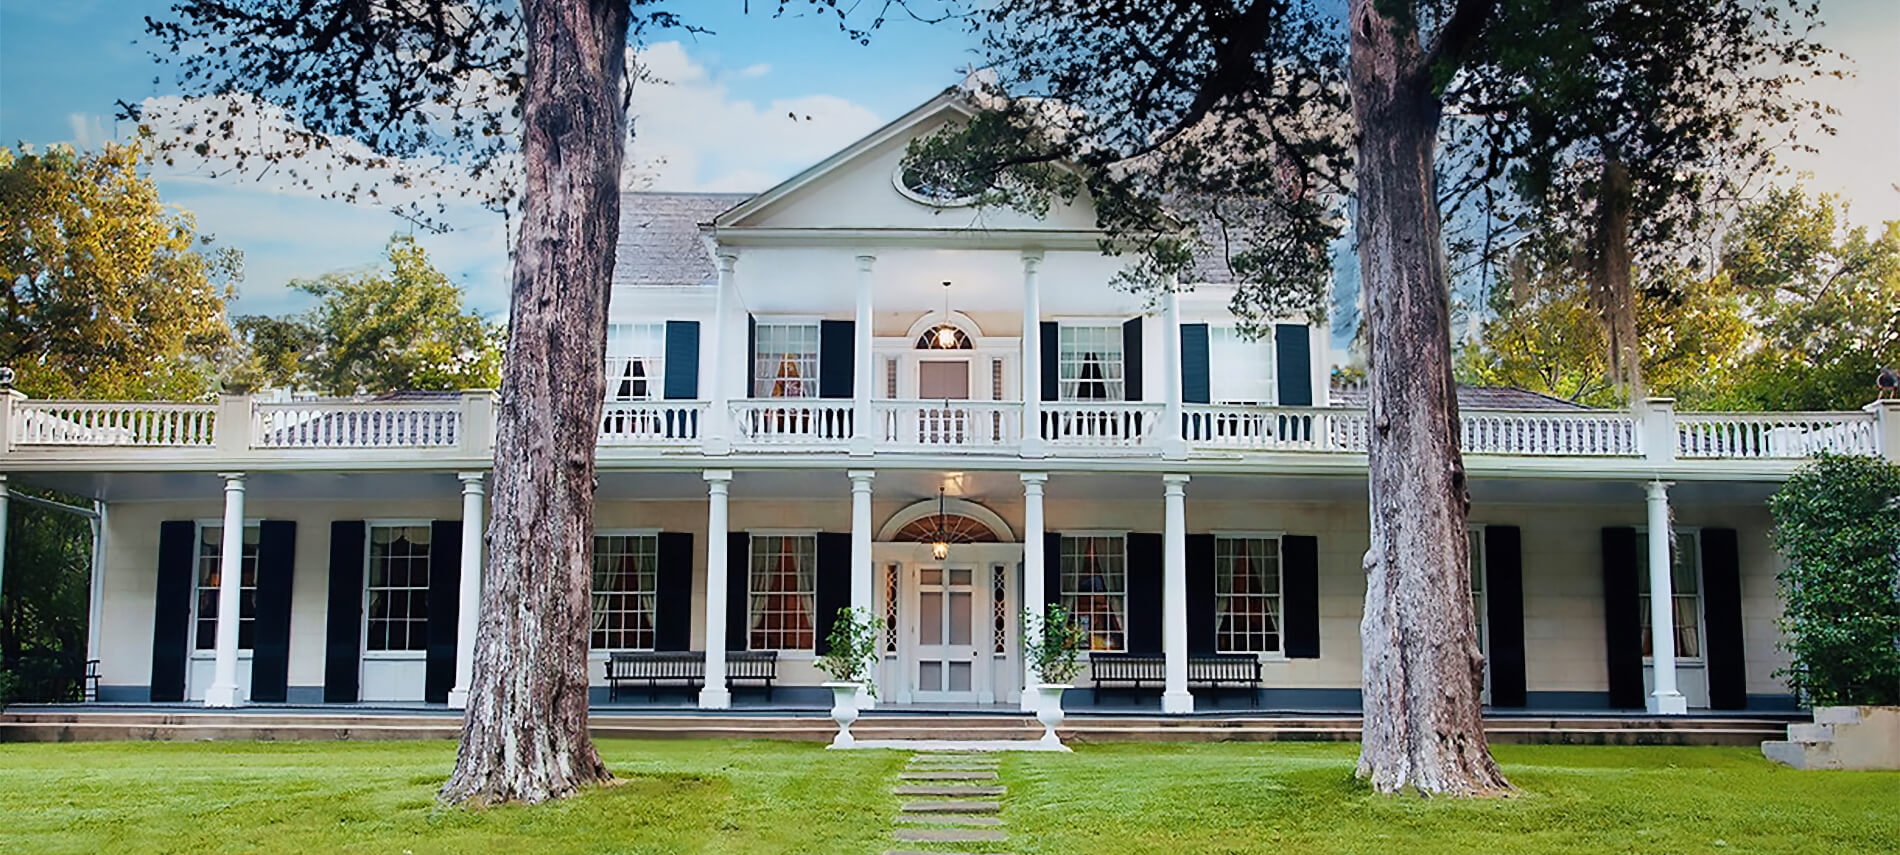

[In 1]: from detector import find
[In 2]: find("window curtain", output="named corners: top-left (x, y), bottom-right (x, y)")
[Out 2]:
top-left (749, 538), bottom-right (816, 649)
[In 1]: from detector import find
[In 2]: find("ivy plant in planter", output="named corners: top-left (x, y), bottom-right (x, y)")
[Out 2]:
top-left (817, 607), bottom-right (881, 696)
top-left (1023, 603), bottom-right (1090, 685)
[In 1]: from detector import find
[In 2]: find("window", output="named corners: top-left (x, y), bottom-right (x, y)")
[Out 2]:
top-left (365, 525), bottom-right (431, 652)
top-left (194, 525), bottom-right (260, 651)
top-left (606, 323), bottom-right (666, 401)
top-left (1060, 535), bottom-right (1126, 651)
top-left (1638, 530), bottom-right (1703, 659)
top-left (591, 533), bottom-right (658, 650)
top-left (1469, 528), bottom-right (1487, 653)
top-left (753, 323), bottom-right (820, 398)
top-left (1215, 536), bottom-right (1282, 654)
top-left (1210, 325), bottom-right (1276, 404)
top-left (748, 534), bottom-right (817, 650)
top-left (1057, 325), bottom-right (1124, 401)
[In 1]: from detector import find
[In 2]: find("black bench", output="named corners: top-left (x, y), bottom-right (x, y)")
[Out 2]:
top-left (83, 659), bottom-right (100, 702)
top-left (605, 651), bottom-right (779, 702)
top-left (1089, 652), bottom-right (1264, 706)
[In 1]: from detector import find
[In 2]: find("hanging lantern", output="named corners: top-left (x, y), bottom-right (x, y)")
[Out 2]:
top-left (930, 487), bottom-right (951, 560)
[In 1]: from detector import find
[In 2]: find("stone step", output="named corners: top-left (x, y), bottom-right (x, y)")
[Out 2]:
top-left (902, 800), bottom-right (1000, 814)
top-left (1813, 706), bottom-right (1864, 725)
top-left (895, 784), bottom-right (1006, 797)
top-left (896, 814), bottom-right (1006, 826)
top-left (893, 828), bottom-right (1010, 844)
top-left (908, 763), bottom-right (999, 771)
top-left (900, 770), bottom-right (998, 781)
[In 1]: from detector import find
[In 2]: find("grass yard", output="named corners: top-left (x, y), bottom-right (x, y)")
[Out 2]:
top-left (0, 740), bottom-right (1892, 854)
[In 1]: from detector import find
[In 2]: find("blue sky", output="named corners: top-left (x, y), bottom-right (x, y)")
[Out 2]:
top-left (3, 0), bottom-right (1897, 335)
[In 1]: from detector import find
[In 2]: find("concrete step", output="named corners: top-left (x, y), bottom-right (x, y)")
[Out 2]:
top-left (893, 828), bottom-right (1009, 844)
top-left (1812, 706), bottom-right (1863, 725)
top-left (901, 800), bottom-right (1001, 814)
top-left (895, 785), bottom-right (1006, 797)
top-left (896, 814), bottom-right (1006, 826)
top-left (900, 770), bottom-right (999, 781)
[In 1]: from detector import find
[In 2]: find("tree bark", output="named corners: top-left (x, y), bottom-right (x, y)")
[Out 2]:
top-left (1348, 0), bottom-right (1510, 796)
top-left (439, 0), bottom-right (628, 806)
top-left (1590, 152), bottom-right (1645, 402)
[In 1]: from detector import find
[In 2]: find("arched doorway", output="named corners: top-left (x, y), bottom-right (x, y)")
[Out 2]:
top-left (872, 499), bottom-right (1022, 706)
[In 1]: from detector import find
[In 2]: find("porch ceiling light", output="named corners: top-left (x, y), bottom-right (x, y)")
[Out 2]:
top-left (930, 487), bottom-right (951, 560)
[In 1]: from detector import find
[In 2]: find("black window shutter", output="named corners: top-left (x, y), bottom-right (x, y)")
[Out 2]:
top-left (148, 520), bottom-right (197, 703)
top-left (745, 314), bottom-right (758, 398)
top-left (1124, 532), bottom-right (1163, 653)
top-left (250, 520), bottom-right (298, 703)
top-left (654, 532), bottom-right (694, 651)
top-left (1274, 323), bottom-right (1312, 406)
top-left (1483, 525), bottom-right (1527, 708)
top-left (1281, 534), bottom-right (1320, 658)
top-left (819, 319), bottom-right (854, 399)
top-left (1039, 321), bottom-right (1059, 402)
top-left (1186, 534), bottom-right (1216, 653)
top-left (813, 532), bottom-right (852, 654)
top-left (1700, 528), bottom-right (1747, 710)
top-left (324, 521), bottom-right (367, 703)
top-left (424, 521), bottom-right (463, 704)
top-left (1180, 323), bottom-right (1211, 405)
top-left (1042, 532), bottom-right (1062, 617)
top-left (726, 532), bottom-right (750, 651)
top-left (1601, 527), bottom-right (1644, 709)
top-left (1122, 317), bottom-right (1144, 402)
top-left (663, 320), bottom-right (701, 400)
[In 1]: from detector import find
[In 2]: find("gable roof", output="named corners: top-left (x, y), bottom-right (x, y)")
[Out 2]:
top-left (1330, 384), bottom-right (1594, 411)
top-left (613, 191), bottom-right (754, 288)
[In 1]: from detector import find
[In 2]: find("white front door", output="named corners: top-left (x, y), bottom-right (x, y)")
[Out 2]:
top-left (912, 564), bottom-right (984, 703)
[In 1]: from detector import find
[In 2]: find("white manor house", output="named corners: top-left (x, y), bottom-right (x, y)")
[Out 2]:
top-left (1, 89), bottom-right (1895, 717)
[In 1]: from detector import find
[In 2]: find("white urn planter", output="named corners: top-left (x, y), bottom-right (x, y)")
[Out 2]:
top-left (1035, 683), bottom-right (1070, 748)
top-left (824, 681), bottom-right (862, 749)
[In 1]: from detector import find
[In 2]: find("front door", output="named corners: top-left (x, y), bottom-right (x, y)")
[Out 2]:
top-left (912, 564), bottom-right (983, 703)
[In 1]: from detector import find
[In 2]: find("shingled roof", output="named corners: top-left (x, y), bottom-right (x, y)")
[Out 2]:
top-left (613, 192), bottom-right (754, 289)
top-left (1330, 384), bottom-right (1593, 411)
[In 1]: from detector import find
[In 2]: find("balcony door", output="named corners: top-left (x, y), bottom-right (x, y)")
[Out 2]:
top-left (915, 359), bottom-right (972, 445)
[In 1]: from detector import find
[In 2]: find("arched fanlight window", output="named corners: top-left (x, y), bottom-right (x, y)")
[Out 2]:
top-left (892, 513), bottom-right (1000, 545)
top-left (916, 325), bottom-right (973, 349)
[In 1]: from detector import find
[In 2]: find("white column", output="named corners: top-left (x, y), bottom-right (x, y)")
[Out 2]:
top-left (700, 470), bottom-right (734, 709)
top-left (204, 472), bottom-right (247, 708)
top-left (85, 500), bottom-right (107, 670)
top-left (1020, 251), bottom-right (1045, 458)
top-left (1020, 471), bottom-right (1048, 710)
top-left (1644, 480), bottom-right (1687, 715)
top-left (448, 472), bottom-right (485, 709)
top-left (852, 255), bottom-right (876, 456)
top-left (705, 252), bottom-right (738, 455)
top-left (0, 476), bottom-right (9, 620)
top-left (1160, 279), bottom-right (1186, 459)
top-left (1161, 474), bottom-right (1193, 713)
top-left (848, 470), bottom-right (875, 708)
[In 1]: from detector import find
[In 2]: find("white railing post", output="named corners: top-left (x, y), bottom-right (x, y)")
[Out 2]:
top-left (1021, 250), bottom-right (1045, 458)
top-left (459, 390), bottom-right (495, 457)
top-left (1640, 397), bottom-right (1677, 465)
top-left (852, 255), bottom-right (875, 457)
top-left (0, 389), bottom-right (23, 457)
top-left (1868, 400), bottom-right (1900, 462)
top-left (217, 393), bottom-right (252, 454)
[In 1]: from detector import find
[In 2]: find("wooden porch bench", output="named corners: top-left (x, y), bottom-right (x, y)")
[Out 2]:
top-left (605, 651), bottom-right (779, 702)
top-left (1088, 652), bottom-right (1263, 705)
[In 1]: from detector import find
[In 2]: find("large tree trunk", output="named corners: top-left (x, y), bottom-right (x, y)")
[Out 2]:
top-left (1590, 152), bottom-right (1645, 402)
top-left (440, 0), bottom-right (628, 806)
top-left (1348, 0), bottom-right (1510, 796)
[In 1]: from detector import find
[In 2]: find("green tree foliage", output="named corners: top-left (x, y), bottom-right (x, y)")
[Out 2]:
top-left (1769, 453), bottom-right (1900, 706)
top-left (0, 142), bottom-right (241, 400)
top-left (0, 503), bottom-right (92, 705)
top-left (1717, 188), bottom-right (1900, 411)
top-left (235, 235), bottom-right (503, 396)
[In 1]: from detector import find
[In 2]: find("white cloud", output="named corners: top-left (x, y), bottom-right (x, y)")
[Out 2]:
top-left (66, 113), bottom-right (106, 149)
top-left (629, 41), bottom-right (883, 192)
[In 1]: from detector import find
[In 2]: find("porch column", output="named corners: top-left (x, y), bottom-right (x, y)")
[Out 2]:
top-left (448, 472), bottom-right (485, 709)
top-left (1020, 471), bottom-right (1048, 710)
top-left (848, 470), bottom-right (875, 708)
top-left (86, 500), bottom-right (107, 670)
top-left (1160, 278), bottom-right (1186, 459)
top-left (700, 470), bottom-right (734, 709)
top-left (0, 476), bottom-right (9, 615)
top-left (1020, 251), bottom-right (1045, 458)
top-left (204, 472), bottom-right (247, 708)
top-left (705, 251), bottom-right (738, 455)
top-left (852, 255), bottom-right (875, 456)
top-left (1644, 480), bottom-right (1688, 715)
top-left (1161, 474), bottom-right (1193, 713)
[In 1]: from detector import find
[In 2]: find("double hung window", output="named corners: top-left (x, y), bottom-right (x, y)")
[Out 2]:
top-left (1214, 535), bottom-right (1282, 654)
top-left (1638, 530), bottom-right (1703, 659)
top-left (753, 323), bottom-right (820, 398)
top-left (1057, 325), bottom-right (1125, 402)
top-left (606, 323), bottom-right (666, 401)
top-left (1059, 535), bottom-right (1126, 651)
top-left (194, 525), bottom-right (260, 651)
top-left (748, 534), bottom-right (817, 650)
top-left (365, 525), bottom-right (432, 652)
top-left (591, 533), bottom-right (658, 650)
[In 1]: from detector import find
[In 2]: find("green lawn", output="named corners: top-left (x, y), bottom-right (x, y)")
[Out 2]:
top-left (0, 740), bottom-right (1893, 854)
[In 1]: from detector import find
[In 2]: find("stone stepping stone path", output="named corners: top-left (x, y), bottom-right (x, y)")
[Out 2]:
top-left (884, 751), bottom-right (1015, 854)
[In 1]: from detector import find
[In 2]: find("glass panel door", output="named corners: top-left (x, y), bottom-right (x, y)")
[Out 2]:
top-left (913, 564), bottom-right (982, 702)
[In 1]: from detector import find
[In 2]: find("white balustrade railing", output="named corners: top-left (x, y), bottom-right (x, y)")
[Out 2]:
top-left (1183, 405), bottom-right (1368, 453)
top-left (1042, 402), bottom-right (1164, 449)
top-left (251, 400), bottom-right (461, 449)
top-left (599, 401), bottom-right (705, 445)
top-left (10, 401), bottom-right (218, 447)
top-left (1460, 409), bottom-right (1642, 456)
top-left (730, 399), bottom-right (854, 446)
top-left (1675, 412), bottom-right (1880, 460)
top-left (876, 400), bottom-right (1021, 451)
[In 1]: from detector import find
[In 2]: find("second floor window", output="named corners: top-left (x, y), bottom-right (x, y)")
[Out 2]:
top-left (591, 533), bottom-right (658, 650)
top-left (1210, 326), bottom-right (1276, 405)
top-left (366, 525), bottom-right (431, 652)
top-left (1215, 535), bottom-right (1281, 654)
top-left (606, 323), bottom-right (666, 401)
top-left (749, 534), bottom-right (817, 650)
top-left (1060, 534), bottom-right (1126, 651)
top-left (1058, 325), bottom-right (1125, 401)
top-left (754, 323), bottom-right (820, 398)
top-left (195, 524), bottom-right (260, 651)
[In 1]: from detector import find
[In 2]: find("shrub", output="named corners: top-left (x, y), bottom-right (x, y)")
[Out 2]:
top-left (1023, 603), bottom-right (1090, 685)
top-left (816, 607), bottom-right (880, 696)
top-left (1768, 453), bottom-right (1900, 706)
